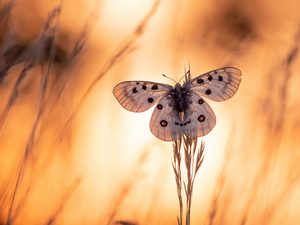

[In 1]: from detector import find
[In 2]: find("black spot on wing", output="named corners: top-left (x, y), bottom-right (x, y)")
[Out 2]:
top-left (151, 84), bottom-right (158, 90)
top-left (198, 115), bottom-right (205, 122)
top-left (157, 104), bottom-right (163, 109)
top-left (148, 97), bottom-right (154, 103)
top-left (205, 89), bottom-right (212, 95)
top-left (160, 120), bottom-right (168, 127)
top-left (197, 78), bottom-right (204, 84)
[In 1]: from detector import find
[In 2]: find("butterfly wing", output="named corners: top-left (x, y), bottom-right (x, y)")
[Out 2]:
top-left (113, 81), bottom-right (172, 112)
top-left (182, 92), bottom-right (216, 138)
top-left (150, 92), bottom-right (216, 141)
top-left (150, 95), bottom-right (184, 141)
top-left (185, 67), bottom-right (242, 102)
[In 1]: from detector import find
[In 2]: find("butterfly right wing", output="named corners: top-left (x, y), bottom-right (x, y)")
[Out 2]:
top-left (182, 92), bottom-right (216, 138)
top-left (150, 95), bottom-right (184, 141)
top-left (113, 81), bottom-right (172, 112)
top-left (185, 67), bottom-right (242, 102)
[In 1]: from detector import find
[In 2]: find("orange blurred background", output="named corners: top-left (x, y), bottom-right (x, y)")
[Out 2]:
top-left (0, 0), bottom-right (300, 224)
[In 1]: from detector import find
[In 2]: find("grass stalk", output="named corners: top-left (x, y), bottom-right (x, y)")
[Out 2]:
top-left (172, 138), bottom-right (183, 225)
top-left (50, 0), bottom-right (161, 152)
top-left (173, 137), bottom-right (205, 225)
top-left (5, 7), bottom-right (60, 224)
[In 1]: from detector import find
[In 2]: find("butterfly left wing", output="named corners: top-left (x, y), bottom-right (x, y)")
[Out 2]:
top-left (113, 81), bottom-right (172, 112)
top-left (184, 67), bottom-right (242, 102)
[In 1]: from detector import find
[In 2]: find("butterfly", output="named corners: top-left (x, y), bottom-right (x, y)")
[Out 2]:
top-left (113, 67), bottom-right (242, 141)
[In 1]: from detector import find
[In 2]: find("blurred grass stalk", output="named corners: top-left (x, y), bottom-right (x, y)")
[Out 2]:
top-left (173, 137), bottom-right (205, 225)
top-left (1, 0), bottom-right (161, 224)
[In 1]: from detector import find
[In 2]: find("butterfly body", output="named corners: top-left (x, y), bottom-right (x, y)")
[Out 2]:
top-left (113, 67), bottom-right (242, 141)
top-left (169, 83), bottom-right (191, 114)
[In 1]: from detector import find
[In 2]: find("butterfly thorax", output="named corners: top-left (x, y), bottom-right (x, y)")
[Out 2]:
top-left (170, 83), bottom-right (191, 117)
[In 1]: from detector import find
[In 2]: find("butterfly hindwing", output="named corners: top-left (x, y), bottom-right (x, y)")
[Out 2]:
top-left (149, 92), bottom-right (216, 141)
top-left (150, 95), bottom-right (183, 141)
top-left (182, 92), bottom-right (216, 138)
top-left (113, 81), bottom-right (172, 112)
top-left (185, 67), bottom-right (242, 102)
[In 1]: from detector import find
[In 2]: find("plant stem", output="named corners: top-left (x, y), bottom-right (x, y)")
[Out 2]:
top-left (173, 136), bottom-right (205, 225)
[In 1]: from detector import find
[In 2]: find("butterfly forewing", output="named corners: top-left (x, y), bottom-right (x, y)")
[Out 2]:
top-left (113, 81), bottom-right (172, 112)
top-left (150, 95), bottom-right (183, 141)
top-left (186, 67), bottom-right (242, 102)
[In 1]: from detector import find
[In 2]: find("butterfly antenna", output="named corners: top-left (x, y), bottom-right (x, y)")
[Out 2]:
top-left (177, 68), bottom-right (191, 84)
top-left (185, 60), bottom-right (191, 81)
top-left (162, 74), bottom-right (177, 84)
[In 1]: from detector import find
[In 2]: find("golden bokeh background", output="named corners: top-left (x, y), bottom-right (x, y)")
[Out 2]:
top-left (0, 0), bottom-right (299, 224)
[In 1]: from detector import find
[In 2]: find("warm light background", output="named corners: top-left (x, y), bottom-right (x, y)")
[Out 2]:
top-left (0, 0), bottom-right (300, 224)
